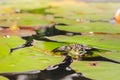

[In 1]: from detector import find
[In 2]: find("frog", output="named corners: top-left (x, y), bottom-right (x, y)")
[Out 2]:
top-left (52, 43), bottom-right (102, 60)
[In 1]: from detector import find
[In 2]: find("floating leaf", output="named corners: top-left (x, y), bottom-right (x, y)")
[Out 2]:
top-left (34, 40), bottom-right (67, 51)
top-left (46, 35), bottom-right (120, 51)
top-left (0, 47), bottom-right (63, 73)
top-left (0, 76), bottom-right (8, 80)
top-left (71, 61), bottom-right (120, 80)
top-left (0, 36), bottom-right (25, 48)
top-left (0, 42), bottom-right (9, 58)
top-left (56, 23), bottom-right (120, 33)
top-left (0, 13), bottom-right (50, 26)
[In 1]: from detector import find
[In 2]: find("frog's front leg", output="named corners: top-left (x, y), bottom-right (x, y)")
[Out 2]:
top-left (77, 48), bottom-right (87, 60)
top-left (80, 47), bottom-right (87, 56)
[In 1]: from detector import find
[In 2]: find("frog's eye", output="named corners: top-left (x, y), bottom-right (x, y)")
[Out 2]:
top-left (46, 65), bottom-right (59, 70)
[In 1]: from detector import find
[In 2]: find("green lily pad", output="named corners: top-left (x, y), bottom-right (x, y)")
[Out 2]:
top-left (46, 2), bottom-right (120, 21)
top-left (0, 0), bottom-right (53, 10)
top-left (54, 18), bottom-right (78, 25)
top-left (97, 51), bottom-right (120, 61)
top-left (46, 2), bottom-right (115, 15)
top-left (34, 40), bottom-right (67, 51)
top-left (0, 36), bottom-right (25, 48)
top-left (0, 13), bottom-right (50, 26)
top-left (24, 6), bottom-right (53, 14)
top-left (71, 61), bottom-right (120, 80)
top-left (46, 35), bottom-right (120, 51)
top-left (0, 76), bottom-right (8, 80)
top-left (0, 36), bottom-right (24, 58)
top-left (0, 42), bottom-right (9, 58)
top-left (56, 23), bottom-right (120, 33)
top-left (0, 47), bottom-right (63, 73)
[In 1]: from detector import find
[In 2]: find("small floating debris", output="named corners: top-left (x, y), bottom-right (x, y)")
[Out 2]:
top-left (88, 62), bottom-right (98, 66)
